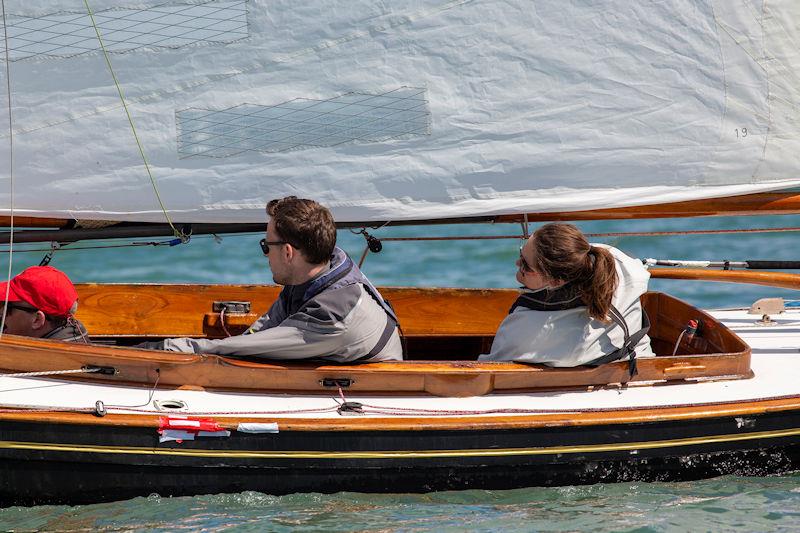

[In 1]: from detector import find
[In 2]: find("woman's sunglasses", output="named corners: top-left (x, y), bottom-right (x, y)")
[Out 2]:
top-left (518, 245), bottom-right (534, 273)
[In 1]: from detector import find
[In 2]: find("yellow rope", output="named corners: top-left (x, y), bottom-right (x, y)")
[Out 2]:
top-left (82, 0), bottom-right (184, 240)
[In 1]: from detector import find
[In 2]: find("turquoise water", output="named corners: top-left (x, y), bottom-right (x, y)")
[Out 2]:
top-left (4, 215), bottom-right (800, 308)
top-left (1, 475), bottom-right (799, 531)
top-left (1, 215), bottom-right (800, 529)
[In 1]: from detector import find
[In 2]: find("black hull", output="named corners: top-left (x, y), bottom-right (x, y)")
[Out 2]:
top-left (2, 409), bottom-right (800, 507)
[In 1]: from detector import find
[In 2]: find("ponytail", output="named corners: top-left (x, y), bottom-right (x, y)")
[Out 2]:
top-left (581, 246), bottom-right (618, 322)
top-left (531, 223), bottom-right (618, 322)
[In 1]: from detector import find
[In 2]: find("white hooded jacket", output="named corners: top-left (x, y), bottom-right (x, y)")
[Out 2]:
top-left (479, 244), bottom-right (655, 366)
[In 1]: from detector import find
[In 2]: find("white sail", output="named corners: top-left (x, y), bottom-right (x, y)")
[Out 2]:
top-left (1, 0), bottom-right (799, 224)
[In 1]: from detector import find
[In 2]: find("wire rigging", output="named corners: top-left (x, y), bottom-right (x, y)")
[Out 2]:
top-left (372, 225), bottom-right (800, 243)
top-left (0, 0), bottom-right (14, 341)
top-left (0, 236), bottom-right (203, 255)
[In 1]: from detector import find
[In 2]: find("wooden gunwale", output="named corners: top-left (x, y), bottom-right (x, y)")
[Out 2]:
top-left (0, 395), bottom-right (798, 431)
top-left (0, 289), bottom-right (750, 396)
top-left (0, 332), bottom-right (752, 396)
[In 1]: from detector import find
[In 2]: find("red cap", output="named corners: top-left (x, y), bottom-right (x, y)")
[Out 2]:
top-left (0, 266), bottom-right (78, 317)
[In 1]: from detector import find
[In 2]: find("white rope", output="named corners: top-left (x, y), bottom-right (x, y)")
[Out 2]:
top-left (0, 0), bottom-right (15, 341)
top-left (219, 307), bottom-right (232, 338)
top-left (0, 367), bottom-right (102, 379)
top-left (671, 329), bottom-right (687, 357)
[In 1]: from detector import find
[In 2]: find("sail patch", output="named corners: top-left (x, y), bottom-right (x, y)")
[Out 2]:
top-left (1, 0), bottom-right (248, 61)
top-left (176, 87), bottom-right (431, 158)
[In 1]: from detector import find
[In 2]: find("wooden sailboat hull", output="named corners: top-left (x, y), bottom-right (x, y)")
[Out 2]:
top-left (0, 283), bottom-right (797, 506)
top-left (1, 398), bottom-right (799, 506)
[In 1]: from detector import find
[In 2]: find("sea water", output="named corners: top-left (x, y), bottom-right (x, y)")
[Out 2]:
top-left (1, 215), bottom-right (799, 531)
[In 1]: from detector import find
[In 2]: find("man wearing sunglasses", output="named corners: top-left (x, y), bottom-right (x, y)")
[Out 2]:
top-left (0, 266), bottom-right (89, 342)
top-left (141, 197), bottom-right (402, 362)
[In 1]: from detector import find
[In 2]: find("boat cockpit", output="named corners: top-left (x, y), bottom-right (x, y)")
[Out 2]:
top-left (0, 285), bottom-right (751, 397)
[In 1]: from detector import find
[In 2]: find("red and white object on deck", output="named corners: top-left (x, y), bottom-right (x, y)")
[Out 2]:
top-left (158, 416), bottom-right (230, 443)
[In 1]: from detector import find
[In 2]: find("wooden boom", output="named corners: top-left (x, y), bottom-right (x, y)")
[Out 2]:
top-left (497, 191), bottom-right (800, 222)
top-left (3, 192), bottom-right (800, 232)
top-left (650, 268), bottom-right (800, 290)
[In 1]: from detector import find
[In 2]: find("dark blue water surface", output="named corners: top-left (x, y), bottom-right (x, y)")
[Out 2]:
top-left (1, 216), bottom-right (799, 530)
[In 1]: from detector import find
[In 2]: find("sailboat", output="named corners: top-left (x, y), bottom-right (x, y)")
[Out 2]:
top-left (1, 0), bottom-right (800, 506)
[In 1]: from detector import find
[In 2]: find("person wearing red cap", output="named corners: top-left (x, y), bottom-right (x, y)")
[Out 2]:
top-left (0, 266), bottom-right (89, 342)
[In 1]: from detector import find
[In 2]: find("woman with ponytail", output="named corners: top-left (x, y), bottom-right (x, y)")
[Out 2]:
top-left (480, 223), bottom-right (654, 367)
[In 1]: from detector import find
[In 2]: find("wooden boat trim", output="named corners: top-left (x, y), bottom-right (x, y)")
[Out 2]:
top-left (494, 191), bottom-right (800, 222)
top-left (651, 268), bottom-right (800, 289)
top-left (0, 336), bottom-right (752, 397)
top-left (0, 216), bottom-right (69, 228)
top-left (0, 290), bottom-right (750, 396)
top-left (74, 284), bottom-right (514, 338)
top-left (5, 192), bottom-right (800, 232)
top-left (0, 395), bottom-right (798, 431)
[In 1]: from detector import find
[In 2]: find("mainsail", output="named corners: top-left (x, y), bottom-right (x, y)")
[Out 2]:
top-left (1, 0), bottom-right (800, 224)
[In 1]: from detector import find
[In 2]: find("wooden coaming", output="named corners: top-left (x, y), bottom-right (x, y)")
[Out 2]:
top-left (75, 285), bottom-right (512, 338)
top-left (0, 286), bottom-right (751, 397)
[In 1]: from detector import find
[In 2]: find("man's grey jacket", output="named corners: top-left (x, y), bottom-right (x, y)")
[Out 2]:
top-left (142, 248), bottom-right (402, 362)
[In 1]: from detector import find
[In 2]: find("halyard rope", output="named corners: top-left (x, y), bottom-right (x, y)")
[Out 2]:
top-left (83, 0), bottom-right (184, 241)
top-left (0, 0), bottom-right (14, 341)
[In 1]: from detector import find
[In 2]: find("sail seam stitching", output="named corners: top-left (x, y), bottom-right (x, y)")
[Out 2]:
top-left (0, 0), bottom-right (470, 140)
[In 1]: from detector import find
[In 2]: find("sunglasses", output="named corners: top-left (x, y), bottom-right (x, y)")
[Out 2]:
top-left (518, 245), bottom-right (534, 273)
top-left (2, 302), bottom-right (39, 314)
top-left (259, 238), bottom-right (288, 255)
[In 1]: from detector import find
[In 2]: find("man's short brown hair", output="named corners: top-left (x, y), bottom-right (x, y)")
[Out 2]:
top-left (267, 197), bottom-right (336, 264)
